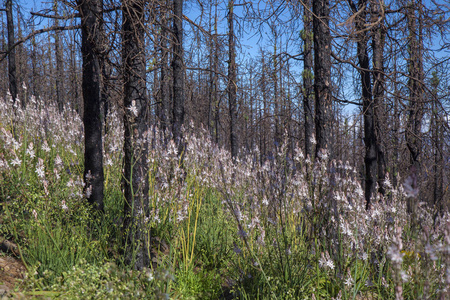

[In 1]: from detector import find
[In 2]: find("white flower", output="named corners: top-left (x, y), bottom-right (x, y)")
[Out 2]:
top-left (55, 155), bottom-right (63, 167)
top-left (387, 246), bottom-right (404, 264)
top-left (383, 176), bottom-right (392, 188)
top-left (361, 252), bottom-right (369, 261)
top-left (326, 259), bottom-right (335, 270)
top-left (26, 143), bottom-right (35, 158)
top-left (147, 271), bottom-right (154, 281)
top-left (85, 185), bottom-right (92, 198)
top-left (42, 141), bottom-right (51, 152)
top-left (400, 270), bottom-right (409, 282)
top-left (36, 165), bottom-right (45, 178)
top-left (11, 157), bottom-right (21, 166)
top-left (128, 100), bottom-right (138, 117)
top-left (61, 200), bottom-right (68, 210)
top-left (344, 276), bottom-right (353, 287)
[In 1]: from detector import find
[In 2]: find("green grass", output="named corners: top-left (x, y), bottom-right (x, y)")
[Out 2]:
top-left (0, 101), bottom-right (448, 299)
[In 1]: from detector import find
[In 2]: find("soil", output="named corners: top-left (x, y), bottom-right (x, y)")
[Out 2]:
top-left (0, 239), bottom-right (27, 298)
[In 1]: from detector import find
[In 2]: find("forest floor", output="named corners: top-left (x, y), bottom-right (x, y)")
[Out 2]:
top-left (0, 238), bottom-right (26, 298)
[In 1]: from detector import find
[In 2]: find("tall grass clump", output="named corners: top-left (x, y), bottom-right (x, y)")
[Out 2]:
top-left (0, 95), bottom-right (448, 299)
top-left (0, 97), bottom-right (109, 284)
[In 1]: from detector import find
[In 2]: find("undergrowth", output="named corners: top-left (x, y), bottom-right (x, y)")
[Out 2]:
top-left (0, 97), bottom-right (448, 299)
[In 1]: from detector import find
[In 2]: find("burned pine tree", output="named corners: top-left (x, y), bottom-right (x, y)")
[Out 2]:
top-left (79, 0), bottom-right (104, 211)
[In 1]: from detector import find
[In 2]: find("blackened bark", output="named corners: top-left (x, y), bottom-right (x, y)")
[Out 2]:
top-left (228, 0), bottom-right (238, 158)
top-left (122, 0), bottom-right (150, 270)
top-left (172, 0), bottom-right (185, 148)
top-left (159, 22), bottom-right (170, 137)
top-left (392, 63), bottom-right (400, 189)
top-left (79, 0), bottom-right (104, 211)
top-left (431, 78), bottom-right (444, 211)
top-left (405, 1), bottom-right (424, 168)
top-left (54, 0), bottom-right (64, 112)
top-left (6, 0), bottom-right (17, 102)
top-left (313, 0), bottom-right (332, 158)
top-left (302, 0), bottom-right (314, 159)
top-left (354, 0), bottom-right (377, 209)
top-left (213, 1), bottom-right (219, 144)
top-left (261, 53), bottom-right (268, 159)
top-left (100, 57), bottom-right (109, 128)
top-left (371, 0), bottom-right (386, 196)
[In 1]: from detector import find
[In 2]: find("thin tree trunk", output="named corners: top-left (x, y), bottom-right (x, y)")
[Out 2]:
top-left (6, 0), bottom-right (17, 102)
top-left (79, 0), bottom-right (104, 211)
top-left (431, 74), bottom-right (443, 212)
top-left (213, 0), bottom-right (219, 144)
top-left (302, 0), bottom-right (314, 159)
top-left (371, 0), bottom-right (386, 196)
top-left (158, 3), bottom-right (170, 138)
top-left (54, 0), bottom-right (64, 112)
top-left (261, 52), bottom-right (268, 160)
top-left (16, 8), bottom-right (25, 105)
top-left (228, 0), bottom-right (238, 158)
top-left (357, 0), bottom-right (377, 209)
top-left (272, 29), bottom-right (280, 148)
top-left (172, 0), bottom-right (185, 148)
top-left (405, 0), bottom-right (424, 167)
top-left (313, 0), bottom-right (332, 158)
top-left (122, 0), bottom-right (150, 270)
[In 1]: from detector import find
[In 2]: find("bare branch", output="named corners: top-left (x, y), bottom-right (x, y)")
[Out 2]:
top-left (0, 25), bottom-right (81, 63)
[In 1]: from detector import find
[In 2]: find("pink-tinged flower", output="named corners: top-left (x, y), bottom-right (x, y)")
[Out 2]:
top-left (32, 209), bottom-right (37, 220)
top-left (42, 141), bottom-right (51, 153)
top-left (11, 157), bottom-right (21, 166)
top-left (85, 185), bottom-right (92, 198)
top-left (0, 159), bottom-right (8, 170)
top-left (26, 142), bottom-right (35, 158)
top-left (54, 155), bottom-right (63, 167)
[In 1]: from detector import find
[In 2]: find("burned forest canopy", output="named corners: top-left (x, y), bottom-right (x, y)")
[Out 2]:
top-left (1, 0), bottom-right (449, 211)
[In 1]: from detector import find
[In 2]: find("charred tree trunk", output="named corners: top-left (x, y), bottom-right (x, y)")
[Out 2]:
top-left (79, 0), bottom-right (104, 211)
top-left (156, 1), bottom-right (170, 139)
top-left (431, 74), bottom-right (444, 212)
top-left (6, 0), bottom-right (17, 102)
top-left (313, 0), bottom-right (332, 158)
top-left (172, 0), bottom-right (185, 148)
top-left (213, 0), bottom-right (220, 144)
top-left (228, 0), bottom-right (238, 158)
top-left (122, 0), bottom-right (150, 270)
top-left (371, 0), bottom-right (387, 196)
top-left (352, 0), bottom-right (377, 208)
top-left (54, 0), bottom-right (64, 112)
top-left (302, 0), bottom-right (314, 159)
top-left (405, 1), bottom-right (424, 168)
